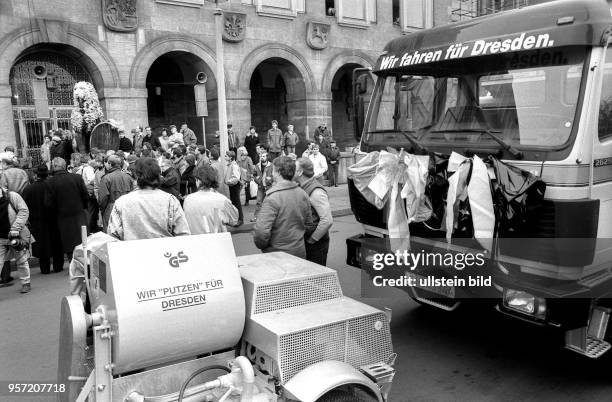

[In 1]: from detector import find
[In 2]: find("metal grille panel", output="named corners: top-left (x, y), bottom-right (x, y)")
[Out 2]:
top-left (279, 321), bottom-right (346, 382)
top-left (346, 313), bottom-right (393, 368)
top-left (278, 313), bottom-right (393, 383)
top-left (254, 275), bottom-right (342, 314)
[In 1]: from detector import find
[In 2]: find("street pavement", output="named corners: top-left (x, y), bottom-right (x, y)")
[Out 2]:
top-left (2, 212), bottom-right (612, 401)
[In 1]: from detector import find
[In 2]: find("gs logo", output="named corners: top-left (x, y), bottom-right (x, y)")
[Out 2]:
top-left (163, 251), bottom-right (189, 268)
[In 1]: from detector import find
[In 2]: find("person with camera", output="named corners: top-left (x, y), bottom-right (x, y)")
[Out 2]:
top-left (0, 179), bottom-right (32, 293)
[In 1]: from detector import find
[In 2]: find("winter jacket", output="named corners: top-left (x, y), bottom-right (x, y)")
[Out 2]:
top-left (253, 180), bottom-right (313, 258)
top-left (98, 168), bottom-right (134, 227)
top-left (160, 167), bottom-right (181, 200)
top-left (119, 137), bottom-right (133, 153)
top-left (237, 156), bottom-right (254, 183)
top-left (253, 161), bottom-right (273, 190)
top-left (284, 131), bottom-right (299, 147)
top-left (267, 128), bottom-right (283, 153)
top-left (0, 167), bottom-right (29, 194)
top-left (182, 128), bottom-right (197, 145)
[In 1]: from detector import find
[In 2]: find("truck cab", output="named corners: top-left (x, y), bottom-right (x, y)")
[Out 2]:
top-left (346, 0), bottom-right (612, 358)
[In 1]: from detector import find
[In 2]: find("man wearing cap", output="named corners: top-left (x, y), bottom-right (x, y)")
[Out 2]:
top-left (98, 155), bottom-right (134, 232)
top-left (295, 157), bottom-right (333, 265)
top-left (267, 120), bottom-right (283, 161)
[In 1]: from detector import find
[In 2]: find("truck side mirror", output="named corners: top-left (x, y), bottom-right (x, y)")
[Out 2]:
top-left (352, 68), bottom-right (372, 142)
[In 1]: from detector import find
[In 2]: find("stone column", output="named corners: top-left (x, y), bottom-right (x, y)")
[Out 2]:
top-left (0, 84), bottom-right (16, 148)
top-left (304, 91), bottom-right (332, 142)
top-left (226, 89), bottom-right (251, 145)
top-left (99, 87), bottom-right (148, 131)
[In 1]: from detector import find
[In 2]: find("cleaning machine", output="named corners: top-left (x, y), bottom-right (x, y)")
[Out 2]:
top-left (58, 232), bottom-right (395, 402)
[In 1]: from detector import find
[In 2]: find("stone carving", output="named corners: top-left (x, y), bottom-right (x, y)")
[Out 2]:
top-left (102, 0), bottom-right (138, 32)
top-left (223, 12), bottom-right (246, 43)
top-left (306, 22), bottom-right (330, 50)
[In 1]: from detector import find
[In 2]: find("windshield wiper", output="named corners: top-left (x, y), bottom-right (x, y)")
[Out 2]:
top-left (399, 130), bottom-right (428, 154)
top-left (430, 128), bottom-right (523, 159)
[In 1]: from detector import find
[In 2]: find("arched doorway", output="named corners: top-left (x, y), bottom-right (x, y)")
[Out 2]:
top-left (9, 44), bottom-right (98, 150)
top-left (330, 63), bottom-right (363, 150)
top-left (146, 51), bottom-right (217, 145)
top-left (249, 58), bottom-right (307, 153)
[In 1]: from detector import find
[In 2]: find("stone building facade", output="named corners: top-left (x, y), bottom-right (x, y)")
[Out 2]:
top-left (0, 0), bottom-right (456, 156)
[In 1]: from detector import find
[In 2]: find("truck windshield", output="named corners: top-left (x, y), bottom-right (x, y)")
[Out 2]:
top-left (365, 46), bottom-right (587, 153)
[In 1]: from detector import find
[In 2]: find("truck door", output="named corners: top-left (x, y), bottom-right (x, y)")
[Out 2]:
top-left (594, 44), bottom-right (612, 238)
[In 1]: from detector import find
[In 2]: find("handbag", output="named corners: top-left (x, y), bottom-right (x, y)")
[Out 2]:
top-left (249, 180), bottom-right (258, 195)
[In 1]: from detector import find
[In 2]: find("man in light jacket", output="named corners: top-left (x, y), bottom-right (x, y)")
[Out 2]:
top-left (253, 156), bottom-right (312, 258)
top-left (295, 157), bottom-right (333, 265)
top-left (308, 144), bottom-right (328, 183)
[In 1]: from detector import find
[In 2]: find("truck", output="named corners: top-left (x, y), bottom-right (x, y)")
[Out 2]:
top-left (346, 0), bottom-right (612, 358)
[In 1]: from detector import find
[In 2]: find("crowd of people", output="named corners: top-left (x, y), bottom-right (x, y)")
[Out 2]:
top-left (0, 119), bottom-right (339, 295)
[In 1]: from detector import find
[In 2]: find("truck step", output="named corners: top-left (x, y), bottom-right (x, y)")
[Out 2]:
top-left (566, 337), bottom-right (611, 359)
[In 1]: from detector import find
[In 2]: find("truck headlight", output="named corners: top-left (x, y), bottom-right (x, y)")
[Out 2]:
top-left (503, 289), bottom-right (546, 320)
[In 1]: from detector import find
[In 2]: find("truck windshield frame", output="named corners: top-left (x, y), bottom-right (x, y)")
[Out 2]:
top-left (362, 46), bottom-right (590, 160)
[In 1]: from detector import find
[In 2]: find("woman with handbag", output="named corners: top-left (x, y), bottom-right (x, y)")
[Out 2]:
top-left (224, 151), bottom-right (243, 227)
top-left (236, 146), bottom-right (254, 206)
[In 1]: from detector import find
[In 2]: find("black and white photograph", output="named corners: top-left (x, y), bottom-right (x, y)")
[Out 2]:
top-left (1, 0), bottom-right (612, 401)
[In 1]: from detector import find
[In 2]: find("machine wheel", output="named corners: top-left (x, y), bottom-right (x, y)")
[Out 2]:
top-left (317, 388), bottom-right (377, 402)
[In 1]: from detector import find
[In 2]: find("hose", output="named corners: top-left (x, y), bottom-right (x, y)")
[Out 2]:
top-left (177, 364), bottom-right (231, 402)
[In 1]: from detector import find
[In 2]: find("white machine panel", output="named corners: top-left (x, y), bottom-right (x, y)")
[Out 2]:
top-left (90, 233), bottom-right (245, 374)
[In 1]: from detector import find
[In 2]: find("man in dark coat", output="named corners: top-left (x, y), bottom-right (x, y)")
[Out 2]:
top-left (45, 157), bottom-right (88, 266)
top-left (160, 159), bottom-right (182, 201)
top-left (22, 165), bottom-right (64, 274)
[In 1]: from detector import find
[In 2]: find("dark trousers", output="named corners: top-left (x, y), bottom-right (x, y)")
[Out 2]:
top-left (269, 151), bottom-right (281, 161)
top-left (305, 234), bottom-right (330, 266)
top-left (39, 253), bottom-right (66, 274)
top-left (0, 261), bottom-right (11, 282)
top-left (229, 183), bottom-right (243, 222)
top-left (328, 162), bottom-right (339, 186)
top-left (244, 182), bottom-right (252, 202)
top-left (255, 187), bottom-right (266, 217)
top-left (86, 197), bottom-right (99, 233)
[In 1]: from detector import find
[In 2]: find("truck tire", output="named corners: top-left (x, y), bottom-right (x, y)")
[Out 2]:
top-left (317, 388), bottom-right (377, 402)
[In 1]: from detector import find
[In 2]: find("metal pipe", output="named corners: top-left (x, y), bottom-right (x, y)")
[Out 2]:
top-left (233, 356), bottom-right (255, 402)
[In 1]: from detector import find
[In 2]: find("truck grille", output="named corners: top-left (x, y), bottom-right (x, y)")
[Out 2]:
top-left (277, 312), bottom-right (393, 383)
top-left (254, 275), bottom-right (342, 314)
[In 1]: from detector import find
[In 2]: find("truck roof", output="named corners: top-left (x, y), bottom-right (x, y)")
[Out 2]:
top-left (374, 0), bottom-right (612, 73)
